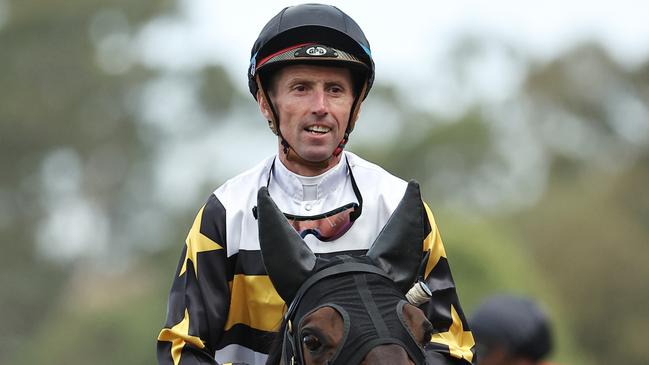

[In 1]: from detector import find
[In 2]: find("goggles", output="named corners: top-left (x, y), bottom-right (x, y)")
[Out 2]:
top-left (253, 158), bottom-right (363, 242)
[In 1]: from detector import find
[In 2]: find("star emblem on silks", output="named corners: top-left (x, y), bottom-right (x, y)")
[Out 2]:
top-left (179, 205), bottom-right (223, 278)
top-left (158, 309), bottom-right (205, 365)
top-left (430, 304), bottom-right (475, 363)
top-left (422, 202), bottom-right (448, 278)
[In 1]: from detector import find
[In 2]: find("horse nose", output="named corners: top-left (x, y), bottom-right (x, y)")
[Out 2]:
top-left (360, 344), bottom-right (415, 365)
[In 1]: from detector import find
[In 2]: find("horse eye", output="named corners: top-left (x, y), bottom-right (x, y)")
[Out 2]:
top-left (302, 334), bottom-right (322, 352)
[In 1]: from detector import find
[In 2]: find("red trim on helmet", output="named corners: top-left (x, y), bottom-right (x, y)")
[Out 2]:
top-left (256, 42), bottom-right (315, 71)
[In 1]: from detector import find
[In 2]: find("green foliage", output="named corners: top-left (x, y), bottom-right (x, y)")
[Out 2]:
top-left (439, 215), bottom-right (590, 365)
top-left (0, 0), bottom-right (170, 362)
top-left (199, 65), bottom-right (238, 113)
top-left (514, 159), bottom-right (649, 365)
top-left (9, 261), bottom-right (170, 365)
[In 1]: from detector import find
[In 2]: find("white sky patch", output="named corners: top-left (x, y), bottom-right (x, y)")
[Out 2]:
top-left (134, 0), bottom-right (649, 117)
top-left (36, 148), bottom-right (109, 263)
top-left (0, 0), bottom-right (9, 31)
top-left (607, 93), bottom-right (649, 146)
top-left (150, 108), bottom-right (275, 211)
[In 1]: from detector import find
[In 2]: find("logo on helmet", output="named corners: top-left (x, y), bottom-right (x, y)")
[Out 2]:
top-left (306, 46), bottom-right (329, 57)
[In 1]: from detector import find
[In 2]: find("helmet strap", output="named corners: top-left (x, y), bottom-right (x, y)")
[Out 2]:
top-left (346, 79), bottom-right (368, 133)
top-left (256, 74), bottom-right (280, 136)
top-left (332, 132), bottom-right (349, 157)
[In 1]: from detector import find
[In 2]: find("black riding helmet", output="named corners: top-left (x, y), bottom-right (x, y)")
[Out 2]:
top-left (470, 295), bottom-right (553, 362)
top-left (248, 3), bottom-right (374, 147)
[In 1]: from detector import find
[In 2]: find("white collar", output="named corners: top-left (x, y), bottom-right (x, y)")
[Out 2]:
top-left (271, 154), bottom-right (348, 201)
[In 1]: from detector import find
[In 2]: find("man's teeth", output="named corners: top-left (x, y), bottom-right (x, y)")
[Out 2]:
top-left (306, 125), bottom-right (331, 133)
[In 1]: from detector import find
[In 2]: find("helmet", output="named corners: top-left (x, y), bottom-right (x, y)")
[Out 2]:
top-left (470, 295), bottom-right (553, 362)
top-left (248, 3), bottom-right (375, 102)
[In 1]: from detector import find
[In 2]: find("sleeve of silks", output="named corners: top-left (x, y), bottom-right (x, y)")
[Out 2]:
top-left (157, 195), bottom-right (230, 365)
top-left (419, 202), bottom-right (476, 365)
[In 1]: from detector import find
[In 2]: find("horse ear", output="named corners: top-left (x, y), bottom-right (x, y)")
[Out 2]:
top-left (257, 187), bottom-right (316, 303)
top-left (367, 181), bottom-right (425, 293)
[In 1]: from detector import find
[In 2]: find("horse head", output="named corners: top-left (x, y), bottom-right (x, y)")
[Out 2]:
top-left (257, 181), bottom-right (436, 365)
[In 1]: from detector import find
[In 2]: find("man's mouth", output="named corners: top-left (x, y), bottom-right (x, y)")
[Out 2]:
top-left (305, 125), bottom-right (331, 134)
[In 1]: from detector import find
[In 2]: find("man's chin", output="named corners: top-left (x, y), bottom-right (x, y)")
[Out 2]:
top-left (282, 148), bottom-right (342, 175)
top-left (299, 150), bottom-right (335, 163)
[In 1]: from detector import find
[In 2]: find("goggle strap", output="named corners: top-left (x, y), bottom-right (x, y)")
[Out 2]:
top-left (348, 161), bottom-right (363, 220)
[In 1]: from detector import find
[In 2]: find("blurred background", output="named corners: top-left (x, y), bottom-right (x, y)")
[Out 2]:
top-left (1, 0), bottom-right (648, 364)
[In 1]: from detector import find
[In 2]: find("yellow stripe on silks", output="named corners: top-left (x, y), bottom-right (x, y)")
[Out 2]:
top-left (179, 205), bottom-right (223, 278)
top-left (430, 304), bottom-right (475, 363)
top-left (158, 309), bottom-right (206, 365)
top-left (422, 202), bottom-right (447, 278)
top-left (224, 274), bottom-right (286, 332)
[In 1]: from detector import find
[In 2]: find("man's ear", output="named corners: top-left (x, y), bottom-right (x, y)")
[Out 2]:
top-left (257, 90), bottom-right (273, 121)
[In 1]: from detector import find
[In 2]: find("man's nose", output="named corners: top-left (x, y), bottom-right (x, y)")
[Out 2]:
top-left (311, 89), bottom-right (328, 116)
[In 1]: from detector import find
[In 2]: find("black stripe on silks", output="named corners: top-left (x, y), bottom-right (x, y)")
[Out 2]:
top-left (164, 244), bottom-right (190, 327)
top-left (164, 249), bottom-right (232, 354)
top-left (231, 249), bottom-right (370, 276)
top-left (156, 341), bottom-right (175, 365)
top-left (217, 323), bottom-right (280, 355)
top-left (232, 250), bottom-right (266, 276)
top-left (194, 247), bottom-right (232, 346)
top-left (201, 194), bottom-right (227, 250)
top-left (421, 257), bottom-right (470, 332)
top-left (165, 265), bottom-right (189, 328)
top-left (422, 204), bottom-right (432, 238)
top-left (424, 256), bottom-right (456, 293)
top-left (183, 259), bottom-right (205, 338)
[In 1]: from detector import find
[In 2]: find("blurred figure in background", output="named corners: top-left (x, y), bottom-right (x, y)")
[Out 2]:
top-left (470, 294), bottom-right (557, 365)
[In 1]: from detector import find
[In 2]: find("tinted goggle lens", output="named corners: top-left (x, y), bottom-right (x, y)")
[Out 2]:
top-left (284, 203), bottom-right (359, 242)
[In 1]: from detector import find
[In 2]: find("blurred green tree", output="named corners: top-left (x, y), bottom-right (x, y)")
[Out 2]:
top-left (0, 0), bottom-right (170, 362)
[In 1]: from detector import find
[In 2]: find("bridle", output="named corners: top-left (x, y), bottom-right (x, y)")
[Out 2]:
top-left (279, 259), bottom-right (427, 365)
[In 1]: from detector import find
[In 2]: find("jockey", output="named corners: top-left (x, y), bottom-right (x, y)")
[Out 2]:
top-left (157, 3), bottom-right (475, 365)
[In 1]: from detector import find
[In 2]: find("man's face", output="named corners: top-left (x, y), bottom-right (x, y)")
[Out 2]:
top-left (261, 64), bottom-right (356, 166)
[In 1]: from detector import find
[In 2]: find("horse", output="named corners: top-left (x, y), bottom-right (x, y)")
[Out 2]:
top-left (256, 181), bottom-right (448, 365)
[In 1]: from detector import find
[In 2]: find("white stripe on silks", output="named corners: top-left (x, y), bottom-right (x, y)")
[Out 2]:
top-left (214, 344), bottom-right (269, 365)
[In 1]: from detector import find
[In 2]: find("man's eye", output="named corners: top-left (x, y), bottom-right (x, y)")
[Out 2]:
top-left (302, 334), bottom-right (322, 352)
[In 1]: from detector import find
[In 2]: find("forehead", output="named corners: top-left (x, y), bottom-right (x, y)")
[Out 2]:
top-left (273, 64), bottom-right (353, 85)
